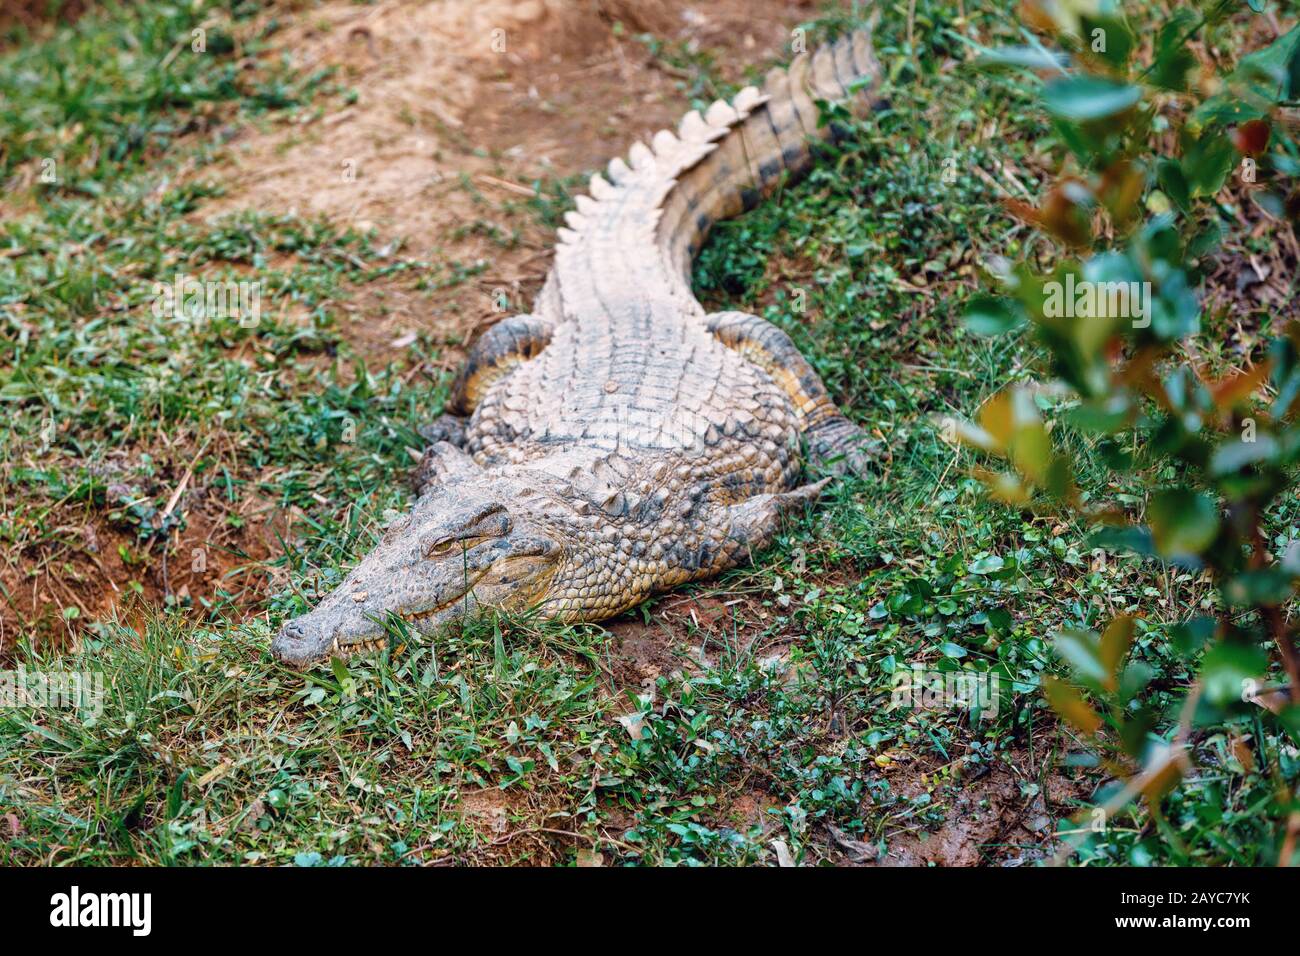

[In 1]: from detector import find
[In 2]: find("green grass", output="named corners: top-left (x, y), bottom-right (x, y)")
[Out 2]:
top-left (0, 1), bottom-right (325, 193)
top-left (1, 0), bottom-right (1296, 866)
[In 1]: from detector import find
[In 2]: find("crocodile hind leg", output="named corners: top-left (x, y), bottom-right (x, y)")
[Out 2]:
top-left (717, 478), bottom-right (831, 568)
top-left (705, 311), bottom-right (877, 475)
top-left (420, 313), bottom-right (554, 448)
top-left (451, 314), bottom-right (553, 412)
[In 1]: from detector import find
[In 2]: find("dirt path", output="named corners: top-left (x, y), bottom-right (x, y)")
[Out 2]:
top-left (196, 0), bottom-right (815, 364)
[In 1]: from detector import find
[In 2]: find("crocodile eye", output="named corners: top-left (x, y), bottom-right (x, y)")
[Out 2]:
top-left (424, 537), bottom-right (459, 557)
top-left (424, 534), bottom-right (491, 558)
top-left (420, 506), bottom-right (507, 558)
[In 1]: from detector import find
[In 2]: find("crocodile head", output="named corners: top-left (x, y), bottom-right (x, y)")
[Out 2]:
top-left (271, 452), bottom-right (565, 669)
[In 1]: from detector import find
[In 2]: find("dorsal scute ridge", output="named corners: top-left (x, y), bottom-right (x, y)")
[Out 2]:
top-left (607, 156), bottom-right (633, 184)
top-left (557, 85), bottom-right (770, 253)
top-left (703, 98), bottom-right (739, 127)
top-left (677, 109), bottom-right (711, 142)
top-left (733, 85), bottom-right (765, 113)
top-left (628, 141), bottom-right (654, 171)
top-left (651, 129), bottom-right (680, 157)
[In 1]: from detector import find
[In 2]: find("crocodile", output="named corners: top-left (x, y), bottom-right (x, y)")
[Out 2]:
top-left (271, 27), bottom-right (880, 668)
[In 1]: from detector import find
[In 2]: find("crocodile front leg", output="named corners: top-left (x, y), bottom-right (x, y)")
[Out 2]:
top-left (646, 478), bottom-right (830, 599)
top-left (706, 311), bottom-right (877, 476)
top-left (418, 413), bottom-right (469, 448)
top-left (411, 440), bottom-right (481, 497)
top-left (420, 312), bottom-right (554, 450)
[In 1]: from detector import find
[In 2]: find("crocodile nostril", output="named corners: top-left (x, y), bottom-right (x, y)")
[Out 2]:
top-left (279, 620), bottom-right (306, 643)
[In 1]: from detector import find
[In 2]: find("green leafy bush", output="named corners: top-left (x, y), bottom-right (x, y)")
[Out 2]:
top-left (957, 3), bottom-right (1300, 862)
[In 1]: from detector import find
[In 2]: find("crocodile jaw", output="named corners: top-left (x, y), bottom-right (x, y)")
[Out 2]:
top-left (271, 480), bottom-right (565, 670)
top-left (271, 592), bottom-right (476, 670)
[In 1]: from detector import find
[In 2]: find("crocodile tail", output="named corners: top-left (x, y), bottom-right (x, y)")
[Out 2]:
top-left (546, 26), bottom-right (878, 322)
top-left (658, 26), bottom-right (879, 279)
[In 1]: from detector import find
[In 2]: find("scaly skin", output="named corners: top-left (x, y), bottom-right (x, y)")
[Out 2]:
top-left (272, 27), bottom-right (880, 668)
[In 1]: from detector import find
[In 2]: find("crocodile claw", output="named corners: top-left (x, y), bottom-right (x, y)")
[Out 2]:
top-left (418, 413), bottom-right (469, 448)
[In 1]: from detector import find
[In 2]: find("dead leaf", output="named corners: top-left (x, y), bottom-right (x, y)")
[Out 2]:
top-left (1233, 119), bottom-right (1270, 157)
top-left (617, 712), bottom-right (645, 740)
top-left (195, 761), bottom-right (232, 788)
top-left (1229, 734), bottom-right (1255, 772)
top-left (238, 799), bottom-right (266, 833)
top-left (827, 825), bottom-right (877, 863)
top-left (1208, 359), bottom-right (1272, 410)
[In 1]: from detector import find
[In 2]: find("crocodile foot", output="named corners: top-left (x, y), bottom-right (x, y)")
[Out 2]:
top-left (412, 440), bottom-right (480, 496)
top-left (418, 412), bottom-right (469, 448)
top-left (807, 417), bottom-right (880, 478)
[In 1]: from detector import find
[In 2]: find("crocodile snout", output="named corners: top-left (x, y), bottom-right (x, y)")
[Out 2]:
top-left (271, 618), bottom-right (331, 670)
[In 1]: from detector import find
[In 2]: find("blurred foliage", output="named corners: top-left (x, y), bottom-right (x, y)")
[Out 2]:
top-left (959, 0), bottom-right (1300, 861)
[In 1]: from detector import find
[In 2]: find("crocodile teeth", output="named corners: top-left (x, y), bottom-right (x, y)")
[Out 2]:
top-left (401, 605), bottom-right (443, 623)
top-left (333, 636), bottom-right (387, 659)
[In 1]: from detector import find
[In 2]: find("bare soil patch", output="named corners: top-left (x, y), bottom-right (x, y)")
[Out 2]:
top-left (871, 752), bottom-right (1093, 866)
top-left (0, 444), bottom-right (283, 658)
top-left (194, 0), bottom-right (815, 364)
